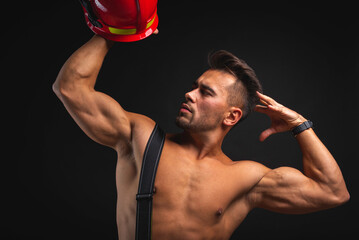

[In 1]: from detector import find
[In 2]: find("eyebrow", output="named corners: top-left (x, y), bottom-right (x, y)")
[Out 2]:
top-left (193, 80), bottom-right (216, 95)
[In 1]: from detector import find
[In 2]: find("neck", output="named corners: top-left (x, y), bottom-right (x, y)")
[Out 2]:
top-left (178, 127), bottom-right (228, 160)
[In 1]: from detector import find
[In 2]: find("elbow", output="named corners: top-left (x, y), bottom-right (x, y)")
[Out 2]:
top-left (52, 77), bottom-right (75, 102)
top-left (52, 77), bottom-right (68, 101)
top-left (52, 80), bottom-right (77, 102)
top-left (329, 188), bottom-right (350, 207)
top-left (335, 180), bottom-right (351, 205)
top-left (52, 80), bottom-right (61, 97)
top-left (53, 49), bottom-right (97, 99)
top-left (338, 189), bottom-right (350, 205)
top-left (52, 67), bottom-right (84, 100)
top-left (53, 65), bottom-right (66, 98)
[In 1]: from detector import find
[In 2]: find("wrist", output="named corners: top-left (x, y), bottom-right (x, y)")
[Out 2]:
top-left (290, 115), bottom-right (307, 130)
top-left (91, 34), bottom-right (115, 49)
top-left (292, 120), bottom-right (313, 137)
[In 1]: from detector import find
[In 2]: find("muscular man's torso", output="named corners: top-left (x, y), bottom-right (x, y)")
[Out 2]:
top-left (114, 122), bottom-right (263, 240)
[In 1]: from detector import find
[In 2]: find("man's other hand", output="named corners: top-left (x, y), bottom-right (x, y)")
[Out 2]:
top-left (254, 92), bottom-right (307, 142)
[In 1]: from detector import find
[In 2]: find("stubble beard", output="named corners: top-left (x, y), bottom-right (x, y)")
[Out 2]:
top-left (175, 113), bottom-right (223, 133)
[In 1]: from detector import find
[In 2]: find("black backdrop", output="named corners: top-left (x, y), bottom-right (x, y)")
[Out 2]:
top-left (4, 1), bottom-right (358, 239)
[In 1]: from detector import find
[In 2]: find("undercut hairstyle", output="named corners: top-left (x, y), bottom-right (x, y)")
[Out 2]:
top-left (208, 50), bottom-right (263, 123)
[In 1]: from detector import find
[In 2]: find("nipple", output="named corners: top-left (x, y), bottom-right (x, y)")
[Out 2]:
top-left (216, 208), bottom-right (223, 216)
top-left (153, 186), bottom-right (157, 194)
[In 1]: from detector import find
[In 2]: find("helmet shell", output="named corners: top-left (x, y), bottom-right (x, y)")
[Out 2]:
top-left (80, 0), bottom-right (159, 42)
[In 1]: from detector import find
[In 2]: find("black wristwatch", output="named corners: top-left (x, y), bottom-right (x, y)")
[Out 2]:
top-left (292, 120), bottom-right (313, 137)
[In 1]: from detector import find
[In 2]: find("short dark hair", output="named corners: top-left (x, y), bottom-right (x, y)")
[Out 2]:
top-left (208, 50), bottom-right (263, 122)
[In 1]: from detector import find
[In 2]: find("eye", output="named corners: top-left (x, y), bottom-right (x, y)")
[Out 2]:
top-left (200, 89), bottom-right (211, 96)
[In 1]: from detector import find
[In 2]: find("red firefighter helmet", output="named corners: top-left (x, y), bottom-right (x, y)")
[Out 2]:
top-left (79, 0), bottom-right (159, 42)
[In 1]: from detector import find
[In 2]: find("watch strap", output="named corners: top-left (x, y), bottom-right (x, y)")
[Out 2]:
top-left (292, 120), bottom-right (313, 137)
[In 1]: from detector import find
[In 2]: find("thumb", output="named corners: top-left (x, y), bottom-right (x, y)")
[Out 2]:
top-left (259, 128), bottom-right (276, 142)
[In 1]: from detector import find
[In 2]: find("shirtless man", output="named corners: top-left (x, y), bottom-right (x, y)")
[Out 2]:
top-left (53, 35), bottom-right (349, 240)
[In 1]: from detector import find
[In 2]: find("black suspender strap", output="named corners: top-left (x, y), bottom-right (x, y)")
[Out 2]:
top-left (135, 124), bottom-right (165, 240)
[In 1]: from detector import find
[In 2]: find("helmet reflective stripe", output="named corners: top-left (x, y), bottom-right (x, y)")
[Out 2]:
top-left (146, 14), bottom-right (156, 29)
top-left (109, 27), bottom-right (136, 35)
top-left (108, 14), bottom-right (156, 35)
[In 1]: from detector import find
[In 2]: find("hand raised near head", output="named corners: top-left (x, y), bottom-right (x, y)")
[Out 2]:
top-left (254, 92), bottom-right (307, 142)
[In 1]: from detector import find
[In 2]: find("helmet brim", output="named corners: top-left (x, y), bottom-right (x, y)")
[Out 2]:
top-left (84, 12), bottom-right (159, 42)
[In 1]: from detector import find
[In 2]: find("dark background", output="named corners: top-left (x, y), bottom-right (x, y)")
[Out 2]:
top-left (4, 1), bottom-right (358, 239)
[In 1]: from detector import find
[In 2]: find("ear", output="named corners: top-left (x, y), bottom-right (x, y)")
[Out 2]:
top-left (223, 107), bottom-right (242, 127)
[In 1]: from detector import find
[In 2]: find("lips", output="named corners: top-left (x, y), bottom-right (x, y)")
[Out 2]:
top-left (180, 103), bottom-right (192, 113)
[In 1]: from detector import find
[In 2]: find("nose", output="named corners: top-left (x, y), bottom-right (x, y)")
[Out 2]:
top-left (185, 90), bottom-right (196, 103)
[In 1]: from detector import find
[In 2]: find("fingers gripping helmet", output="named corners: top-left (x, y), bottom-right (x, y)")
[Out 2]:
top-left (79, 0), bottom-right (159, 42)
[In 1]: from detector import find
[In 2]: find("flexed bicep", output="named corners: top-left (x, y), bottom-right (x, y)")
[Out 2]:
top-left (59, 86), bottom-right (132, 149)
top-left (249, 166), bottom-right (340, 214)
top-left (53, 35), bottom-right (132, 149)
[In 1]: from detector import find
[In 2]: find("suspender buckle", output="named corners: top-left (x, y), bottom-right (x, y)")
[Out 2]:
top-left (136, 193), bottom-right (153, 200)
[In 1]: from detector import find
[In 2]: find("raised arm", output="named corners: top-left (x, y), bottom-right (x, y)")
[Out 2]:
top-left (53, 35), bottom-right (139, 149)
top-left (248, 92), bottom-right (349, 214)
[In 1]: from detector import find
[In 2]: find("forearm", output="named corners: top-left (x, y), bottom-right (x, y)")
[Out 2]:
top-left (53, 35), bottom-right (114, 93)
top-left (296, 127), bottom-right (349, 199)
top-left (255, 92), bottom-right (349, 210)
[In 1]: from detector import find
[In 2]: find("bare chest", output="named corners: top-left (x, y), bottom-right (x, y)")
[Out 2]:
top-left (151, 144), bottom-right (248, 238)
top-left (114, 137), bottom-right (256, 239)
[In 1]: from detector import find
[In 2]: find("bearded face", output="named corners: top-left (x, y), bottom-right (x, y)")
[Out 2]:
top-left (175, 70), bottom-right (236, 132)
top-left (175, 102), bottom-right (225, 132)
